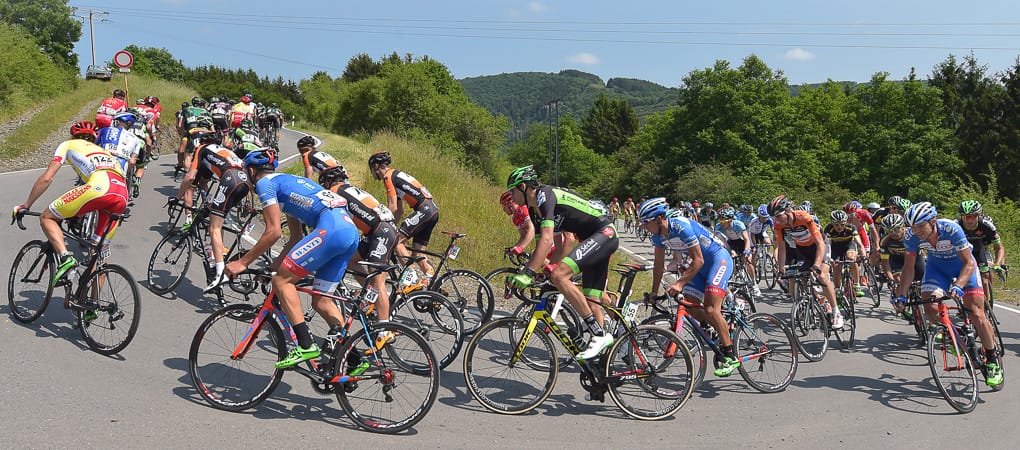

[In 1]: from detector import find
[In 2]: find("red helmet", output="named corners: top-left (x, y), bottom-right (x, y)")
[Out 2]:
top-left (70, 121), bottom-right (98, 139)
top-left (500, 191), bottom-right (514, 206)
top-left (150, 96), bottom-right (160, 104)
top-left (240, 95), bottom-right (252, 104)
top-left (627, 197), bottom-right (632, 201)
top-left (842, 201), bottom-right (859, 213)
top-left (612, 197), bottom-right (618, 201)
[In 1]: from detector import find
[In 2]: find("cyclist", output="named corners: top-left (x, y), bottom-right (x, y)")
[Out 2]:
top-left (769, 195), bottom-right (843, 328)
top-left (844, 200), bottom-right (880, 292)
top-left (891, 202), bottom-right (1001, 387)
top-left (866, 202), bottom-right (881, 217)
top-left (826, 210), bottom-right (866, 298)
top-left (622, 197), bottom-right (637, 230)
top-left (95, 89), bottom-right (128, 129)
top-left (368, 151), bottom-right (438, 281)
top-left (297, 135), bottom-right (339, 180)
top-left (956, 200), bottom-right (1007, 301)
top-left (124, 108), bottom-right (154, 198)
top-left (176, 97), bottom-right (216, 175)
top-left (872, 195), bottom-right (902, 239)
top-left (319, 165), bottom-right (400, 349)
top-left (735, 204), bottom-right (756, 227)
top-left (748, 204), bottom-right (776, 263)
top-left (607, 197), bottom-right (621, 227)
top-left (227, 118), bottom-right (262, 155)
top-left (224, 150), bottom-right (362, 369)
top-left (12, 121), bottom-right (128, 288)
top-left (229, 93), bottom-right (257, 129)
top-left (715, 207), bottom-right (760, 296)
top-left (643, 197), bottom-right (740, 376)
top-left (507, 166), bottom-right (618, 361)
top-left (501, 190), bottom-right (536, 257)
top-left (95, 112), bottom-right (142, 190)
top-left (207, 96), bottom-right (231, 133)
top-left (176, 132), bottom-right (249, 292)
top-left (879, 213), bottom-right (926, 319)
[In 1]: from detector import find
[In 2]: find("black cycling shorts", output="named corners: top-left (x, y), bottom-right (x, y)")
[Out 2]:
top-left (562, 224), bottom-right (619, 295)
top-left (399, 199), bottom-right (439, 246)
top-left (358, 221), bottom-right (398, 263)
top-left (207, 169), bottom-right (250, 218)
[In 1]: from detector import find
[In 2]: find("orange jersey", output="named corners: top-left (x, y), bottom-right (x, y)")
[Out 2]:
top-left (381, 168), bottom-right (432, 209)
top-left (773, 210), bottom-right (822, 247)
top-left (189, 144), bottom-right (243, 179)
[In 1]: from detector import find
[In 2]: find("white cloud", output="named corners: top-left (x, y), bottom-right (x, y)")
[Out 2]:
top-left (566, 52), bottom-right (600, 65)
top-left (784, 48), bottom-right (816, 61)
top-left (528, 2), bottom-right (548, 13)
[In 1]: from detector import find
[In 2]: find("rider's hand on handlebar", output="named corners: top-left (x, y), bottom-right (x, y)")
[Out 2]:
top-left (11, 204), bottom-right (26, 224)
top-left (510, 246), bottom-right (525, 256)
top-left (949, 285), bottom-right (965, 299)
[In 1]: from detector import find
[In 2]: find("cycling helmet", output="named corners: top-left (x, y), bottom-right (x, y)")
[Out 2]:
top-left (800, 200), bottom-right (813, 214)
top-left (958, 200), bottom-right (982, 216)
top-left (191, 96), bottom-right (207, 107)
top-left (150, 96), bottom-right (160, 104)
top-left (767, 195), bottom-right (791, 217)
top-left (882, 213), bottom-right (905, 229)
top-left (318, 165), bottom-right (349, 187)
top-left (368, 151), bottom-right (392, 168)
top-left (113, 89), bottom-right (126, 99)
top-left (904, 201), bottom-right (937, 226)
top-left (665, 208), bottom-right (684, 219)
top-left (135, 98), bottom-right (147, 105)
top-left (506, 165), bottom-right (538, 189)
top-left (69, 121), bottom-right (98, 139)
top-left (240, 94), bottom-right (252, 104)
top-left (740, 204), bottom-right (753, 212)
top-left (887, 195), bottom-right (903, 207)
top-left (637, 197), bottom-right (670, 222)
top-left (704, 202), bottom-right (714, 209)
top-left (718, 207), bottom-right (736, 219)
top-left (243, 149), bottom-right (278, 171)
top-left (612, 197), bottom-right (618, 201)
top-left (842, 201), bottom-right (859, 213)
top-left (758, 204), bottom-right (768, 216)
top-left (113, 112), bottom-right (137, 126)
top-left (499, 191), bottom-right (514, 206)
top-left (867, 202), bottom-right (881, 210)
top-left (830, 210), bottom-right (849, 223)
top-left (143, 96), bottom-right (156, 106)
top-left (897, 198), bottom-right (912, 211)
top-left (297, 135), bottom-right (317, 149)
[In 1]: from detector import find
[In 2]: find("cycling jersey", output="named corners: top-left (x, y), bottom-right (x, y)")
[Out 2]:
top-left (747, 217), bottom-right (773, 236)
top-left (190, 144), bottom-right (243, 180)
top-left (180, 106), bottom-right (214, 132)
top-left (651, 216), bottom-right (727, 254)
top-left (256, 173), bottom-right (347, 225)
top-left (848, 209), bottom-right (875, 249)
top-left (880, 233), bottom-right (926, 276)
top-left (511, 204), bottom-right (530, 231)
top-left (302, 150), bottom-right (339, 175)
top-left (49, 140), bottom-right (128, 240)
top-left (95, 127), bottom-right (141, 173)
top-left (230, 127), bottom-right (261, 149)
top-left (95, 97), bottom-right (127, 128)
top-left (957, 217), bottom-right (1001, 268)
top-left (715, 220), bottom-right (747, 241)
top-left (532, 185), bottom-right (617, 296)
top-left (329, 182), bottom-right (394, 234)
top-left (774, 210), bottom-right (822, 247)
top-left (824, 223), bottom-right (858, 248)
top-left (904, 218), bottom-right (981, 296)
top-left (651, 216), bottom-right (731, 300)
top-left (52, 139), bottom-right (124, 181)
top-left (381, 168), bottom-right (433, 209)
top-left (735, 211), bottom-right (757, 227)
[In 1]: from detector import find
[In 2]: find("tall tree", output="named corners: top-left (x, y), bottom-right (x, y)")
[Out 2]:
top-left (0, 0), bottom-right (81, 69)
top-left (580, 92), bottom-right (639, 156)
top-left (341, 53), bottom-right (380, 83)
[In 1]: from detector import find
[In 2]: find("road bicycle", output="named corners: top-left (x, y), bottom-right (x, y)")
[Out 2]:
top-left (902, 294), bottom-right (1005, 413)
top-left (858, 254), bottom-right (883, 307)
top-left (463, 265), bottom-right (698, 420)
top-left (729, 253), bottom-right (759, 313)
top-left (641, 292), bottom-right (798, 392)
top-left (189, 265), bottom-right (439, 433)
top-left (831, 258), bottom-right (861, 349)
top-left (484, 248), bottom-right (543, 311)
top-left (402, 231), bottom-right (494, 335)
top-left (781, 269), bottom-right (831, 361)
top-left (9, 210), bottom-right (141, 355)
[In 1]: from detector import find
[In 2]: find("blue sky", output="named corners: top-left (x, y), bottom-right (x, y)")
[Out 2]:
top-left (70, 0), bottom-right (1020, 87)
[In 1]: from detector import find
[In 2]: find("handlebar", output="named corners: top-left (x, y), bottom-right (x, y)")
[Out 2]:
top-left (12, 209), bottom-right (39, 230)
top-left (901, 294), bottom-right (955, 308)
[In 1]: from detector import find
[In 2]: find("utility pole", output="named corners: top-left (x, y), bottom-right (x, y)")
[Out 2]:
top-left (553, 101), bottom-right (561, 186)
top-left (544, 99), bottom-right (561, 185)
top-left (71, 8), bottom-right (109, 66)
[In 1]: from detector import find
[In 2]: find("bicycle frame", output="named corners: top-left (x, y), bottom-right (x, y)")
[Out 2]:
top-left (669, 298), bottom-right (768, 367)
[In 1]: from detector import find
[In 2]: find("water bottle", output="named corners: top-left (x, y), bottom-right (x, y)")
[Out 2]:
top-left (723, 293), bottom-right (735, 312)
top-left (734, 297), bottom-right (748, 313)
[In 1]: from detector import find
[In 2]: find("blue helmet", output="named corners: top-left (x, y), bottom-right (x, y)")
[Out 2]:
top-left (758, 204), bottom-right (768, 216)
top-left (904, 201), bottom-right (937, 226)
top-left (637, 197), bottom-right (669, 222)
top-left (243, 149), bottom-right (278, 171)
top-left (113, 112), bottom-right (137, 126)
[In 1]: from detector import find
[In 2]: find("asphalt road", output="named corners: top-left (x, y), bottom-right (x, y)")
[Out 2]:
top-left (1, 132), bottom-right (1018, 448)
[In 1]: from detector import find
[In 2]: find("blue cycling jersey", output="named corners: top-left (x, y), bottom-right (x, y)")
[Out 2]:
top-left (255, 173), bottom-right (347, 226)
top-left (735, 212), bottom-right (756, 226)
top-left (651, 216), bottom-right (727, 254)
top-left (715, 220), bottom-right (747, 241)
top-left (904, 218), bottom-right (973, 262)
top-left (747, 217), bottom-right (773, 236)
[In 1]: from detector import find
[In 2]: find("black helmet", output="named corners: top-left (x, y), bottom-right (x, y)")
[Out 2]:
top-left (368, 151), bottom-right (391, 167)
top-left (297, 135), bottom-right (317, 149)
top-left (113, 89), bottom-right (126, 99)
top-left (191, 96), bottom-right (207, 107)
top-left (767, 195), bottom-right (792, 217)
top-left (318, 166), bottom-right (349, 187)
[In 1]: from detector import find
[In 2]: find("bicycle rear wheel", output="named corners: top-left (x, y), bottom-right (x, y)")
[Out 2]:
top-left (641, 313), bottom-right (707, 389)
top-left (984, 308), bottom-right (1005, 392)
top-left (8, 240), bottom-right (55, 323)
top-left (735, 313), bottom-right (799, 392)
top-left (790, 297), bottom-right (829, 362)
top-left (146, 230), bottom-right (193, 295)
top-left (833, 287), bottom-right (857, 350)
top-left (865, 264), bottom-right (883, 307)
top-left (462, 317), bottom-right (558, 414)
top-left (334, 322), bottom-right (439, 434)
top-left (927, 325), bottom-right (978, 413)
top-left (189, 304), bottom-right (286, 411)
top-left (390, 290), bottom-right (463, 370)
top-left (433, 269), bottom-right (494, 335)
top-left (78, 264), bottom-right (142, 355)
top-left (762, 254), bottom-right (778, 290)
top-left (605, 325), bottom-right (696, 420)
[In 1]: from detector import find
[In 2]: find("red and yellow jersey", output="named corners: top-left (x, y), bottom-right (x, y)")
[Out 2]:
top-left (52, 139), bottom-right (124, 182)
top-left (774, 210), bottom-right (822, 247)
top-left (381, 168), bottom-right (432, 209)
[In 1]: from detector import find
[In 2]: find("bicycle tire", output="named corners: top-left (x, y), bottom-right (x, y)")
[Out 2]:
top-left (462, 317), bottom-right (558, 415)
top-left (605, 325), bottom-right (696, 420)
top-left (734, 313), bottom-right (799, 392)
top-left (77, 264), bottom-right (142, 355)
top-left (390, 290), bottom-right (464, 370)
top-left (432, 269), bottom-right (494, 335)
top-left (927, 325), bottom-right (978, 413)
top-left (146, 230), bottom-right (193, 295)
top-left (334, 321), bottom-right (439, 434)
top-left (790, 297), bottom-right (829, 362)
top-left (763, 254), bottom-right (778, 290)
top-left (512, 300), bottom-right (583, 370)
top-left (832, 294), bottom-right (856, 350)
top-left (189, 304), bottom-right (287, 411)
top-left (865, 264), bottom-right (883, 307)
top-left (640, 313), bottom-right (707, 389)
top-left (8, 240), bottom-right (55, 323)
top-left (985, 308), bottom-right (1005, 392)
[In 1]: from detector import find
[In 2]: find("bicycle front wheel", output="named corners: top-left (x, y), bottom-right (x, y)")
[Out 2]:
top-left (984, 308), bottom-right (1005, 392)
top-left (927, 326), bottom-right (978, 413)
top-left (641, 313), bottom-right (707, 390)
top-left (146, 230), bottom-right (193, 295)
top-left (734, 313), bottom-right (799, 392)
top-left (832, 294), bottom-right (856, 350)
top-left (433, 269), bottom-right (494, 335)
top-left (78, 264), bottom-right (142, 355)
top-left (189, 304), bottom-right (286, 411)
top-left (390, 290), bottom-right (463, 370)
top-left (790, 298), bottom-right (829, 362)
top-left (8, 240), bottom-right (55, 323)
top-left (462, 317), bottom-right (558, 414)
top-left (762, 254), bottom-right (778, 290)
top-left (334, 322), bottom-right (439, 434)
top-left (605, 325), bottom-right (696, 420)
top-left (512, 300), bottom-right (583, 370)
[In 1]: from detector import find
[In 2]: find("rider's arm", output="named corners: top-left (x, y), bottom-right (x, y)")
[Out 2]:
top-left (272, 214), bottom-right (305, 269)
top-left (22, 159), bottom-right (62, 209)
top-left (526, 223), bottom-right (555, 273)
top-left (514, 217), bottom-right (535, 250)
top-left (238, 204), bottom-right (283, 268)
top-left (897, 252), bottom-right (917, 298)
top-left (954, 248), bottom-right (977, 292)
top-left (650, 246), bottom-right (666, 296)
top-left (992, 239), bottom-right (1006, 266)
top-left (302, 153), bottom-right (314, 180)
top-left (810, 223), bottom-right (826, 268)
top-left (740, 229), bottom-right (752, 253)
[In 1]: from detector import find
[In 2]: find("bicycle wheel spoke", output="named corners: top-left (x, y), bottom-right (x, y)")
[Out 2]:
top-left (79, 265), bottom-right (141, 355)
top-left (605, 325), bottom-right (696, 420)
top-left (927, 327), bottom-right (978, 413)
top-left (735, 313), bottom-right (798, 392)
top-left (390, 291), bottom-right (463, 370)
top-left (462, 317), bottom-right (558, 414)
